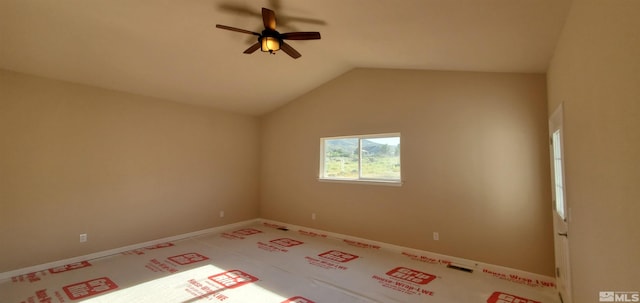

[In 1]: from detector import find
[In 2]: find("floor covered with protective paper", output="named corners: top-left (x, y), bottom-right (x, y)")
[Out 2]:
top-left (1, 220), bottom-right (561, 302)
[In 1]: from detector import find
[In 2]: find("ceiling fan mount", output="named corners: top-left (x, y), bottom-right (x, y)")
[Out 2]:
top-left (216, 7), bottom-right (321, 59)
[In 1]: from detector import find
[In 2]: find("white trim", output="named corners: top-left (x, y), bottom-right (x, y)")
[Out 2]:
top-left (258, 218), bottom-right (557, 289)
top-left (320, 132), bottom-right (401, 141)
top-left (317, 178), bottom-right (403, 187)
top-left (0, 219), bottom-right (260, 281)
top-left (260, 218), bottom-right (479, 267)
top-left (319, 132), bottom-right (401, 182)
top-left (1, 217), bottom-right (556, 290)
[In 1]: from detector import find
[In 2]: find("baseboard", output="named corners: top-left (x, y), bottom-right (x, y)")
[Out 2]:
top-left (257, 218), bottom-right (557, 290)
top-left (2, 217), bottom-right (556, 291)
top-left (0, 218), bottom-right (260, 281)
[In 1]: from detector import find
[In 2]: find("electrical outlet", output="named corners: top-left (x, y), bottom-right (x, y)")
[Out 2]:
top-left (80, 233), bottom-right (87, 243)
top-left (219, 210), bottom-right (225, 218)
top-left (311, 213), bottom-right (316, 220)
top-left (433, 232), bottom-right (439, 241)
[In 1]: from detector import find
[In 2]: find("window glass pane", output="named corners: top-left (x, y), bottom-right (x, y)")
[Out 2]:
top-left (323, 138), bottom-right (359, 179)
top-left (320, 133), bottom-right (401, 184)
top-left (552, 130), bottom-right (565, 219)
top-left (360, 137), bottom-right (400, 180)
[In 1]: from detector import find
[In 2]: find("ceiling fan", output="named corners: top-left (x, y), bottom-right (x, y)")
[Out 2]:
top-left (216, 7), bottom-right (321, 59)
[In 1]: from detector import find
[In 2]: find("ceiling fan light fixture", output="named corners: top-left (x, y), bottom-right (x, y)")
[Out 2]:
top-left (216, 7), bottom-right (320, 59)
top-left (261, 36), bottom-right (280, 53)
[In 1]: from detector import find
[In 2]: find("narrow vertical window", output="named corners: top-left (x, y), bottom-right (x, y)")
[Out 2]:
top-left (552, 130), bottom-right (566, 219)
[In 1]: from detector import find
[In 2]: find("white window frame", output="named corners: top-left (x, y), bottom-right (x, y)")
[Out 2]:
top-left (319, 133), bottom-right (402, 186)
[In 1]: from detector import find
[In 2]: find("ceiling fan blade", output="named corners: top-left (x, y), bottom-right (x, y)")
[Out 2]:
top-left (218, 3), bottom-right (261, 18)
top-left (281, 32), bottom-right (321, 40)
top-left (280, 42), bottom-right (301, 59)
top-left (243, 42), bottom-right (261, 54)
top-left (216, 24), bottom-right (260, 36)
top-left (262, 8), bottom-right (277, 30)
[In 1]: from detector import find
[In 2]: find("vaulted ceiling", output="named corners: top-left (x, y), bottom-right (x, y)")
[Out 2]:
top-left (0, 0), bottom-right (571, 115)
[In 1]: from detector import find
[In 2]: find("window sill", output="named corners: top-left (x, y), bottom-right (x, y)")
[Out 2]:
top-left (317, 178), bottom-right (403, 187)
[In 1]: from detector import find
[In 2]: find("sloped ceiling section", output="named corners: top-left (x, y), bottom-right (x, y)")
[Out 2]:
top-left (0, 0), bottom-right (571, 115)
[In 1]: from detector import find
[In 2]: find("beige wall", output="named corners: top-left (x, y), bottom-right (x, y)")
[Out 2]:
top-left (547, 0), bottom-right (640, 301)
top-left (260, 68), bottom-right (554, 275)
top-left (0, 70), bottom-right (260, 272)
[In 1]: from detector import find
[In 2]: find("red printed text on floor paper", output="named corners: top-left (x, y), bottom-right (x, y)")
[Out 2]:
top-left (282, 296), bottom-right (316, 303)
top-left (168, 253), bottom-right (209, 265)
top-left (486, 291), bottom-right (541, 303)
top-left (123, 242), bottom-right (175, 255)
top-left (371, 266), bottom-right (437, 297)
top-left (318, 250), bottom-right (359, 263)
top-left (386, 267), bottom-right (436, 285)
top-left (401, 252), bottom-right (452, 265)
top-left (482, 268), bottom-right (556, 288)
top-left (208, 270), bottom-right (259, 289)
top-left (263, 222), bottom-right (288, 229)
top-left (62, 277), bottom-right (118, 300)
top-left (49, 261), bottom-right (92, 274)
top-left (17, 288), bottom-right (67, 303)
top-left (343, 239), bottom-right (381, 249)
top-left (12, 261), bottom-right (92, 284)
top-left (232, 228), bottom-right (263, 236)
top-left (184, 270), bottom-right (259, 301)
top-left (270, 238), bottom-right (304, 247)
top-left (298, 230), bottom-right (328, 238)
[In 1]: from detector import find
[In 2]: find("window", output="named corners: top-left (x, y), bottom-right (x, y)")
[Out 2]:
top-left (552, 129), bottom-right (566, 220)
top-left (319, 133), bottom-right (401, 185)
